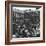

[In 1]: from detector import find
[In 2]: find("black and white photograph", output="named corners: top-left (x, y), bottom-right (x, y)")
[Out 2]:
top-left (11, 7), bottom-right (40, 38)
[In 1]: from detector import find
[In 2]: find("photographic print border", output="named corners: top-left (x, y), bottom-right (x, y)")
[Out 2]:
top-left (5, 1), bottom-right (45, 45)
